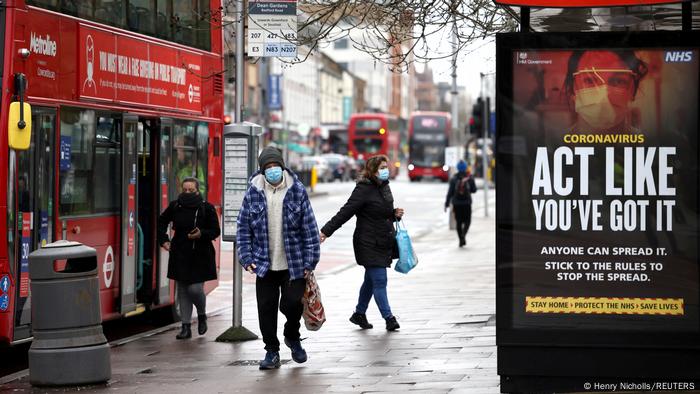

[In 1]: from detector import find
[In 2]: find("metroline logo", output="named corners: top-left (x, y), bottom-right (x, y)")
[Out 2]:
top-left (30, 32), bottom-right (57, 57)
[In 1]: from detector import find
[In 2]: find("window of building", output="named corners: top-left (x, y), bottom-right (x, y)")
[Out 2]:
top-left (334, 38), bottom-right (349, 49)
top-left (28, 0), bottom-right (211, 51)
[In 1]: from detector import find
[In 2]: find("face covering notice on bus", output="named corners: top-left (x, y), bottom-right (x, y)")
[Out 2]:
top-left (503, 47), bottom-right (700, 332)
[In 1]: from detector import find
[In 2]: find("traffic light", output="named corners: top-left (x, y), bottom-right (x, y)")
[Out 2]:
top-left (470, 98), bottom-right (484, 137)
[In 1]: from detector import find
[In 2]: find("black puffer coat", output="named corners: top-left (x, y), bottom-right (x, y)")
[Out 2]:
top-left (157, 195), bottom-right (220, 284)
top-left (321, 177), bottom-right (399, 268)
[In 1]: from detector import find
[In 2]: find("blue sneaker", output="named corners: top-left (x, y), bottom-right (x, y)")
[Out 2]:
top-left (259, 351), bottom-right (281, 370)
top-left (284, 338), bottom-right (308, 363)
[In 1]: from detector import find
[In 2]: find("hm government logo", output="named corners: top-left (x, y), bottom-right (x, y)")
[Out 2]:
top-left (665, 51), bottom-right (694, 63)
top-left (517, 52), bottom-right (528, 64)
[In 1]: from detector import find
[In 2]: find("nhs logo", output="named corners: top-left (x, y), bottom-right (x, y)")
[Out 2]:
top-left (664, 51), bottom-right (693, 63)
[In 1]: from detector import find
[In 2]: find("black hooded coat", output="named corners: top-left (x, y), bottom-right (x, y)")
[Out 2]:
top-left (321, 177), bottom-right (399, 268)
top-left (157, 193), bottom-right (220, 284)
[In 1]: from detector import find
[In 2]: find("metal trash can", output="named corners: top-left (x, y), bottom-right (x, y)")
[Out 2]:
top-left (28, 240), bottom-right (111, 386)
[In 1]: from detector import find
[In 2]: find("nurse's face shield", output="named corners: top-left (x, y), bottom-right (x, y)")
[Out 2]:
top-left (573, 68), bottom-right (635, 92)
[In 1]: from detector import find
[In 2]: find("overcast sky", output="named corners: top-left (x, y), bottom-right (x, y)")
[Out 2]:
top-left (415, 24), bottom-right (497, 101)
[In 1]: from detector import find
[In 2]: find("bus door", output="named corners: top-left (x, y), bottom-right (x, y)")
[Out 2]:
top-left (11, 107), bottom-right (55, 341)
top-left (155, 118), bottom-right (173, 305)
top-left (120, 115), bottom-right (138, 314)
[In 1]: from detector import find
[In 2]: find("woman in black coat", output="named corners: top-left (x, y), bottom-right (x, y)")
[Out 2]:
top-left (158, 177), bottom-right (220, 339)
top-left (320, 155), bottom-right (404, 331)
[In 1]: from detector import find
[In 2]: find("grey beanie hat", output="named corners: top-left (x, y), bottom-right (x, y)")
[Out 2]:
top-left (258, 146), bottom-right (285, 169)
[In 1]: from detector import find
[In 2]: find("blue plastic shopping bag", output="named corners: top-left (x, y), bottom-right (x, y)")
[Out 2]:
top-left (394, 220), bottom-right (418, 274)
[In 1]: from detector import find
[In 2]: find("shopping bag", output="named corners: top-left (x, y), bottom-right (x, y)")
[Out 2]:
top-left (394, 220), bottom-right (418, 274)
top-left (302, 271), bottom-right (326, 331)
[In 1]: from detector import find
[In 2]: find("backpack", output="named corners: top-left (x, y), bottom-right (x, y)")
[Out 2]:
top-left (455, 175), bottom-right (473, 200)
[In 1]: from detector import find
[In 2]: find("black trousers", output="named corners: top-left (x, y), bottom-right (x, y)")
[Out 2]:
top-left (256, 270), bottom-right (306, 352)
top-left (453, 204), bottom-right (472, 242)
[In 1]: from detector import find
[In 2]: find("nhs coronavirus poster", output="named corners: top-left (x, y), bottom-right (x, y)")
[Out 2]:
top-left (500, 47), bottom-right (699, 331)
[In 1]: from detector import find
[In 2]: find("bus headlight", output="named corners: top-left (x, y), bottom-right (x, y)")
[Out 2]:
top-left (408, 164), bottom-right (415, 171)
top-left (442, 165), bottom-right (449, 172)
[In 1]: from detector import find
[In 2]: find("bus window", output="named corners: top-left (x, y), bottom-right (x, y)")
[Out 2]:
top-left (59, 108), bottom-right (95, 216)
top-left (353, 138), bottom-right (383, 155)
top-left (196, 122), bottom-right (209, 199)
top-left (94, 115), bottom-right (121, 213)
top-left (173, 121), bottom-right (207, 197)
top-left (59, 108), bottom-right (123, 216)
top-left (128, 0), bottom-right (155, 35)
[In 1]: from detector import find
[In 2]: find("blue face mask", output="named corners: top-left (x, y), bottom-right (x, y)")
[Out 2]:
top-left (264, 166), bottom-right (283, 184)
top-left (377, 168), bottom-right (390, 181)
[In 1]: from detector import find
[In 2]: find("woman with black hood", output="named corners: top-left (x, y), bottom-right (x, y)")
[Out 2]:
top-left (158, 177), bottom-right (220, 339)
top-left (320, 155), bottom-right (405, 331)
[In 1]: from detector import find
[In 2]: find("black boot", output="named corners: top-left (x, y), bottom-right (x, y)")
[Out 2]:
top-left (176, 323), bottom-right (192, 339)
top-left (385, 316), bottom-right (400, 331)
top-left (197, 315), bottom-right (208, 335)
top-left (349, 312), bottom-right (373, 329)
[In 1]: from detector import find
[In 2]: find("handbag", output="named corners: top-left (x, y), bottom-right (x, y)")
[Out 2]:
top-left (302, 271), bottom-right (326, 331)
top-left (394, 220), bottom-right (418, 274)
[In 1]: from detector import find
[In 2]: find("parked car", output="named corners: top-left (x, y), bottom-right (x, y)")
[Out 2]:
top-left (302, 156), bottom-right (332, 183)
top-left (321, 153), bottom-right (348, 181)
top-left (344, 156), bottom-right (359, 180)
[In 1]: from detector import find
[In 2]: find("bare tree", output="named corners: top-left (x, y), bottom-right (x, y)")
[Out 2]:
top-left (219, 0), bottom-right (517, 69)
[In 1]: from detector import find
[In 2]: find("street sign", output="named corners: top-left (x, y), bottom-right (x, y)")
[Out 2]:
top-left (247, 0), bottom-right (297, 58)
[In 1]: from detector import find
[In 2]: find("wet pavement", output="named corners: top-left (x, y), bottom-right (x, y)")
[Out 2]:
top-left (1, 179), bottom-right (498, 393)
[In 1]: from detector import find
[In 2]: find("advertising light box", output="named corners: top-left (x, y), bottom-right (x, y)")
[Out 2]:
top-left (496, 31), bottom-right (700, 392)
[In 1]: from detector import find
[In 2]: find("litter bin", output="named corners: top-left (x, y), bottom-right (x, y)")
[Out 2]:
top-left (28, 240), bottom-right (111, 386)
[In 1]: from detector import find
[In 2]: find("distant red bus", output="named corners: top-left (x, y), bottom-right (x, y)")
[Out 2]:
top-left (407, 112), bottom-right (451, 182)
top-left (347, 113), bottom-right (401, 177)
top-left (0, 1), bottom-right (224, 344)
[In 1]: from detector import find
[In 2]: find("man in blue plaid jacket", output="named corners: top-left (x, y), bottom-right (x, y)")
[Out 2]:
top-left (236, 146), bottom-right (321, 370)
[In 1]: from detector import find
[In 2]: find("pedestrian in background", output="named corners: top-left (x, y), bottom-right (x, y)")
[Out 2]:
top-left (236, 146), bottom-right (321, 370)
top-left (158, 177), bottom-right (220, 339)
top-left (445, 160), bottom-right (477, 247)
top-left (320, 155), bottom-right (404, 332)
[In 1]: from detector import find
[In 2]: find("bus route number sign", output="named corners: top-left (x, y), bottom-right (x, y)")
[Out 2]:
top-left (247, 0), bottom-right (297, 58)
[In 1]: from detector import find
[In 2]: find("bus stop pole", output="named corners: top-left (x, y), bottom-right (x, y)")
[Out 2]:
top-left (233, 0), bottom-right (244, 330)
top-left (216, 0), bottom-right (258, 342)
top-left (481, 74), bottom-right (489, 218)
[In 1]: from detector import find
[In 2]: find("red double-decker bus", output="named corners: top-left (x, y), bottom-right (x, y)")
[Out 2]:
top-left (0, 0), bottom-right (225, 344)
top-left (347, 113), bottom-right (401, 177)
top-left (407, 112), bottom-right (451, 182)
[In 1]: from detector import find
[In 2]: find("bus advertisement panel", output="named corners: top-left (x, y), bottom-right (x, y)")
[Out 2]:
top-left (496, 31), bottom-right (700, 390)
top-left (408, 112), bottom-right (450, 182)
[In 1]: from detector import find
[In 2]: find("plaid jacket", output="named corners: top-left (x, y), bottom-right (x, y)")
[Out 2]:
top-left (236, 169), bottom-right (320, 280)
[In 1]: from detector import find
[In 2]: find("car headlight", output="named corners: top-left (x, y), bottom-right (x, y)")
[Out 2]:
top-left (442, 165), bottom-right (449, 172)
top-left (408, 164), bottom-right (415, 171)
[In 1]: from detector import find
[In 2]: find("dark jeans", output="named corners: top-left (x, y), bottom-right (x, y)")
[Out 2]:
top-left (356, 267), bottom-right (393, 319)
top-left (453, 204), bottom-right (472, 242)
top-left (256, 270), bottom-right (306, 352)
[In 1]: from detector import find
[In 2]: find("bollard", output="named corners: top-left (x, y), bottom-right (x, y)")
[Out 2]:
top-left (28, 240), bottom-right (111, 386)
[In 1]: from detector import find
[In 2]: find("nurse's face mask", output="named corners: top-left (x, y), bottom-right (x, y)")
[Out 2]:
top-left (573, 67), bottom-right (635, 130)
